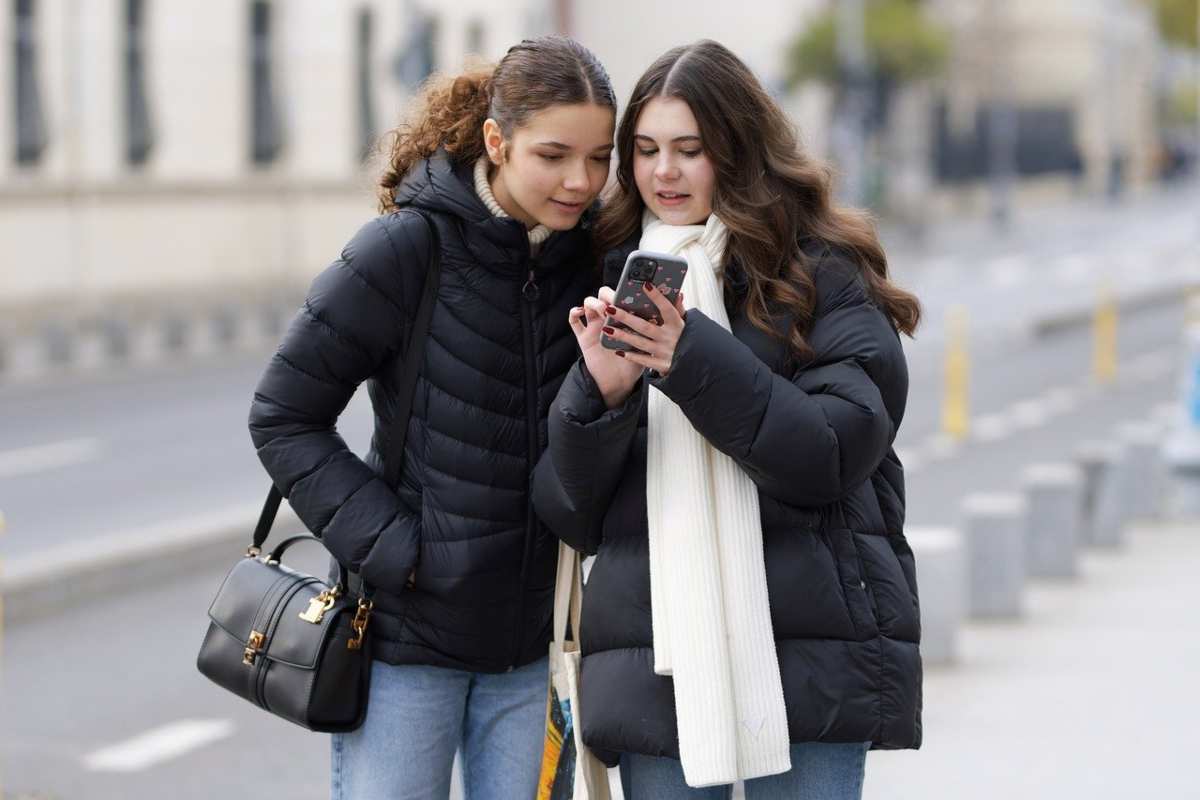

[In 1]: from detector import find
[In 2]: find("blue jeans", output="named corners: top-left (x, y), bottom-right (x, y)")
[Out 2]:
top-left (330, 656), bottom-right (548, 800)
top-left (619, 742), bottom-right (871, 800)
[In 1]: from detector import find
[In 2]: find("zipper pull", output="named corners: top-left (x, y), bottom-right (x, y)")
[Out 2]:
top-left (521, 268), bottom-right (540, 302)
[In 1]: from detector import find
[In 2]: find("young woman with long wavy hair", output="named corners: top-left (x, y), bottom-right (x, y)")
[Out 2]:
top-left (534, 39), bottom-right (922, 800)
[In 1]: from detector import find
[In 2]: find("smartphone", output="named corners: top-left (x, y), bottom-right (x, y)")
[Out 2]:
top-left (601, 250), bottom-right (689, 353)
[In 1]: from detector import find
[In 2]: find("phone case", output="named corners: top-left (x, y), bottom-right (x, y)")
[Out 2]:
top-left (601, 250), bottom-right (689, 353)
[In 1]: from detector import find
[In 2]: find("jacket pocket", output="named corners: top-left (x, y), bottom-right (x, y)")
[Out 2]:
top-left (824, 528), bottom-right (880, 640)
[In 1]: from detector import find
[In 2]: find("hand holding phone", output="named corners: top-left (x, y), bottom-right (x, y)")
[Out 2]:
top-left (601, 250), bottom-right (688, 354)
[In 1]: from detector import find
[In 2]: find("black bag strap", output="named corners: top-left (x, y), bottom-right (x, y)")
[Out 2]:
top-left (251, 211), bottom-right (442, 575)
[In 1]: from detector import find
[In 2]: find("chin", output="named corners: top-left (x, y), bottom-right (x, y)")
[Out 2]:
top-left (538, 207), bottom-right (586, 231)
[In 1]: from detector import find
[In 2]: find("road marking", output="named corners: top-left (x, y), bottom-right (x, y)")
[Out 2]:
top-left (83, 719), bottom-right (235, 772)
top-left (923, 433), bottom-right (962, 461)
top-left (1042, 387), bottom-right (1078, 416)
top-left (1050, 254), bottom-right (1090, 285)
top-left (894, 447), bottom-right (923, 474)
top-left (0, 437), bottom-right (102, 479)
top-left (972, 414), bottom-right (1012, 442)
top-left (985, 255), bottom-right (1029, 288)
top-left (1010, 400), bottom-right (1050, 430)
top-left (1121, 350), bottom-right (1175, 382)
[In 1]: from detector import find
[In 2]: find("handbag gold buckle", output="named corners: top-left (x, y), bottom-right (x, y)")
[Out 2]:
top-left (243, 630), bottom-right (266, 666)
top-left (298, 588), bottom-right (340, 624)
top-left (347, 599), bottom-right (373, 651)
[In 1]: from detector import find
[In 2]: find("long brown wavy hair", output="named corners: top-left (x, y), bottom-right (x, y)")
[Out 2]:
top-left (376, 36), bottom-right (615, 212)
top-left (595, 40), bottom-right (921, 359)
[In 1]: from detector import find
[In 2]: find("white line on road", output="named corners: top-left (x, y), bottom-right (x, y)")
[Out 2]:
top-left (1010, 400), bottom-right (1050, 430)
top-left (82, 719), bottom-right (235, 773)
top-left (1041, 387), bottom-right (1078, 416)
top-left (972, 414), bottom-right (1012, 442)
top-left (0, 437), bottom-right (103, 479)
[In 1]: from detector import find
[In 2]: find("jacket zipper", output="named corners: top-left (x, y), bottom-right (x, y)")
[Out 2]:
top-left (511, 264), bottom-right (541, 670)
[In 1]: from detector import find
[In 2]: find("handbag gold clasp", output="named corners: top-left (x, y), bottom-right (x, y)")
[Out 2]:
top-left (298, 588), bottom-right (339, 624)
top-left (243, 630), bottom-right (266, 666)
top-left (347, 598), bottom-right (373, 651)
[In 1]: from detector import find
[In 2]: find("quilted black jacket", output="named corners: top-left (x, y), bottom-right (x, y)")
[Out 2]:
top-left (248, 151), bottom-right (598, 671)
top-left (532, 233), bottom-right (922, 763)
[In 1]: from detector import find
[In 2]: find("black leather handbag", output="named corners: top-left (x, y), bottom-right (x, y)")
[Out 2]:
top-left (196, 211), bottom-right (440, 732)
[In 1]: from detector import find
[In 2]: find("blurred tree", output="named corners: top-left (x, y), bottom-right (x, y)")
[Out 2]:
top-left (1145, 0), bottom-right (1198, 50)
top-left (784, 0), bottom-right (949, 91)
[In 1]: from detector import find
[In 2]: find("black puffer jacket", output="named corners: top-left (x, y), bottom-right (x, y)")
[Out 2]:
top-left (532, 233), bottom-right (922, 764)
top-left (248, 152), bottom-right (597, 672)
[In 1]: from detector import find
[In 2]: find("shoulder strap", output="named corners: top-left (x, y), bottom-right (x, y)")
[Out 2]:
top-left (252, 211), bottom-right (442, 555)
top-left (383, 210), bottom-right (440, 488)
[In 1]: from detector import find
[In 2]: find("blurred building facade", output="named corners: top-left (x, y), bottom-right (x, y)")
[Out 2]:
top-left (0, 0), bottom-right (1177, 317)
top-left (0, 0), bottom-right (554, 316)
top-left (922, 0), bottom-right (1160, 217)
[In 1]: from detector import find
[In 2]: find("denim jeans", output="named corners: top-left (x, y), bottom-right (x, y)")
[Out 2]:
top-left (330, 656), bottom-right (548, 800)
top-left (619, 742), bottom-right (871, 800)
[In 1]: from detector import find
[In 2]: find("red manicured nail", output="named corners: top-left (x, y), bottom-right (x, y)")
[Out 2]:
top-left (615, 350), bottom-right (626, 358)
top-left (605, 305), bottom-right (616, 315)
top-left (654, 318), bottom-right (663, 326)
top-left (643, 281), bottom-right (654, 291)
top-left (602, 326), bottom-right (615, 335)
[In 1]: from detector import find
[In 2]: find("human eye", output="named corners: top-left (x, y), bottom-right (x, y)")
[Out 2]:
top-left (636, 147), bottom-right (658, 157)
top-left (680, 149), bottom-right (702, 158)
top-left (591, 154), bottom-right (612, 163)
top-left (539, 153), bottom-right (564, 162)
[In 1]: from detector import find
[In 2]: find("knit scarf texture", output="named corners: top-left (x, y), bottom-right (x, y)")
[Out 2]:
top-left (642, 210), bottom-right (792, 787)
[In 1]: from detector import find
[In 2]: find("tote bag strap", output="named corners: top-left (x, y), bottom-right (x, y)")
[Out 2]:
top-left (553, 540), bottom-right (584, 647)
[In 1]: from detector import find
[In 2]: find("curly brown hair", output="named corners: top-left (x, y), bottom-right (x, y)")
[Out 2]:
top-left (376, 36), bottom-right (616, 212)
top-left (595, 40), bottom-right (921, 360)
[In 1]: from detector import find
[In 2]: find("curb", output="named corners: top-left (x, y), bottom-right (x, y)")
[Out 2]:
top-left (2, 504), bottom-right (303, 626)
top-left (1029, 281), bottom-right (1196, 339)
top-left (0, 295), bottom-right (303, 386)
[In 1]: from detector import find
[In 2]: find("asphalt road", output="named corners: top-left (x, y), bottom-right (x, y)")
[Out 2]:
top-left (1, 304), bottom-right (1184, 799)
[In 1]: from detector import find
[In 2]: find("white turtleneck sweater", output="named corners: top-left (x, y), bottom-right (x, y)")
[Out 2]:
top-left (473, 156), bottom-right (552, 252)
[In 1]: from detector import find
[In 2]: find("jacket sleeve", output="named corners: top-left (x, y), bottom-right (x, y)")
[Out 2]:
top-left (247, 213), bottom-right (432, 593)
top-left (531, 358), bottom-right (645, 555)
top-left (648, 257), bottom-right (902, 508)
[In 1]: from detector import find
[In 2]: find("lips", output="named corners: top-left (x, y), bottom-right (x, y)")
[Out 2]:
top-left (656, 190), bottom-right (690, 206)
top-left (551, 199), bottom-right (585, 212)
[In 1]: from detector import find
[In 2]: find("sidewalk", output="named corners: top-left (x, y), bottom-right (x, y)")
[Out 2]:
top-left (863, 519), bottom-right (1199, 799)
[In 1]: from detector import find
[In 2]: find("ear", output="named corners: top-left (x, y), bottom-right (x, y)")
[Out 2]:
top-left (483, 119), bottom-right (506, 166)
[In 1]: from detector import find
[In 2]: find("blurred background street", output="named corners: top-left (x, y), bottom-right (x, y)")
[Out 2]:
top-left (2, 1), bottom-right (1199, 798)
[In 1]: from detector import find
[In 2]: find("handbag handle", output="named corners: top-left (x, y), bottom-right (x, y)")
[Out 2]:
top-left (552, 540), bottom-right (584, 647)
top-left (248, 211), bottom-right (442, 596)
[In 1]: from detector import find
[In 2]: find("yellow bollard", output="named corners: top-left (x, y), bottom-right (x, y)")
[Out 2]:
top-left (1093, 283), bottom-right (1118, 385)
top-left (942, 305), bottom-right (970, 441)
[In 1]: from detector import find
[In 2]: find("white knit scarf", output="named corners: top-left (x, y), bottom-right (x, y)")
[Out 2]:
top-left (642, 210), bottom-right (792, 787)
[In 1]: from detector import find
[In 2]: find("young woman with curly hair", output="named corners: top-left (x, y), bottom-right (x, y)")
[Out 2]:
top-left (248, 35), bottom-right (616, 799)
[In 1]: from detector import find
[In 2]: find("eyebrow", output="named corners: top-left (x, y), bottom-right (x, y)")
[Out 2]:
top-left (634, 134), bottom-right (701, 144)
top-left (536, 141), bottom-right (614, 152)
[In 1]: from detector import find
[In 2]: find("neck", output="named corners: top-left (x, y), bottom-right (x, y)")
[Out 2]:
top-left (481, 161), bottom-right (537, 228)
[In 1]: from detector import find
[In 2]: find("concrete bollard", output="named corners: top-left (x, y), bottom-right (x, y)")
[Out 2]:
top-left (1019, 463), bottom-right (1083, 579)
top-left (961, 493), bottom-right (1027, 618)
top-left (1090, 440), bottom-right (1134, 549)
top-left (906, 526), bottom-right (965, 665)
top-left (1075, 441), bottom-right (1121, 547)
top-left (1117, 421), bottom-right (1165, 521)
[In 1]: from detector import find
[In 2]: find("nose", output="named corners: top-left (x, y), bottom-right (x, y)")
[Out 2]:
top-left (562, 159), bottom-right (589, 193)
top-left (654, 153), bottom-right (679, 182)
